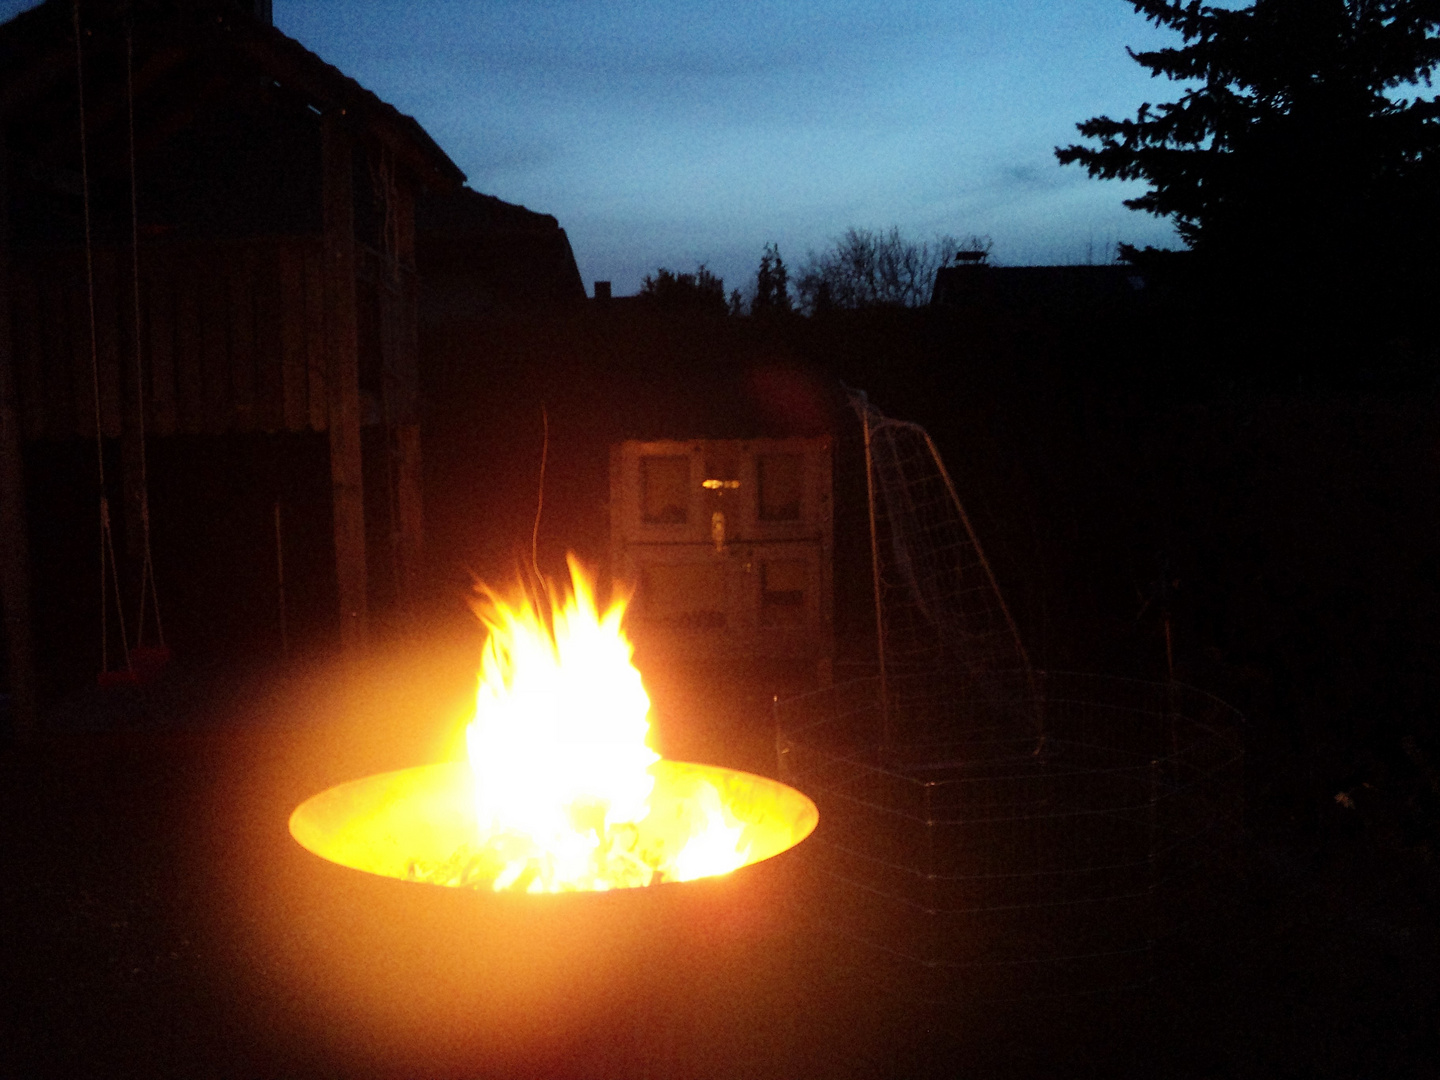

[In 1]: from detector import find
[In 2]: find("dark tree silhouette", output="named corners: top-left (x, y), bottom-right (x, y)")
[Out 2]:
top-left (795, 227), bottom-right (957, 313)
top-left (1056, 0), bottom-right (1440, 319)
top-left (751, 242), bottom-right (793, 317)
top-left (639, 264), bottom-right (730, 316)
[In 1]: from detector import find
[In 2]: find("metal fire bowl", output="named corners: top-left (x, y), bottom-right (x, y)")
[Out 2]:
top-left (289, 759), bottom-right (817, 884)
top-left (275, 761), bottom-right (818, 1072)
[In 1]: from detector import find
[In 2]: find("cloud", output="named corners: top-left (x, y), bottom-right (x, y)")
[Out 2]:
top-left (999, 163), bottom-right (1057, 190)
top-left (272, 0), bottom-right (1190, 291)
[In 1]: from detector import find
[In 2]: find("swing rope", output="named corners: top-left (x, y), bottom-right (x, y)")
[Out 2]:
top-left (74, 0), bottom-right (132, 677)
top-left (125, 17), bottom-right (164, 656)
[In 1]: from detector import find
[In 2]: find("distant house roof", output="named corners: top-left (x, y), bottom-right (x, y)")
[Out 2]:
top-left (931, 263), bottom-right (1147, 310)
top-left (0, 0), bottom-right (465, 191)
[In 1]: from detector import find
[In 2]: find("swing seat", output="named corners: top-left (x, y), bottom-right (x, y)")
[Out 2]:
top-left (130, 645), bottom-right (172, 680)
top-left (96, 646), bottom-right (171, 688)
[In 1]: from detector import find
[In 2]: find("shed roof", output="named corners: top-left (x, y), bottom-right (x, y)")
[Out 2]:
top-left (0, 0), bottom-right (465, 190)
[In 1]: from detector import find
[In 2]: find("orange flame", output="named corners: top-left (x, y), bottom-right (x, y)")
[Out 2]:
top-left (465, 557), bottom-right (749, 892)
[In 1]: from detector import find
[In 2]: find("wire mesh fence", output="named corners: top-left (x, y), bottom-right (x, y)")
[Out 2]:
top-left (776, 670), bottom-right (1244, 1004)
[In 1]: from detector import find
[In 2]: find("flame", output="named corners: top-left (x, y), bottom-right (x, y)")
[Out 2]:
top-left (463, 557), bottom-right (750, 892)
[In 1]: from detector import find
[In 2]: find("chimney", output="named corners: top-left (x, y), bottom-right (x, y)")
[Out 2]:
top-left (593, 281), bottom-right (612, 301)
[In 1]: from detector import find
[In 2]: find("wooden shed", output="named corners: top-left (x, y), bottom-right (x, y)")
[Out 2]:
top-left (0, 0), bottom-right (466, 731)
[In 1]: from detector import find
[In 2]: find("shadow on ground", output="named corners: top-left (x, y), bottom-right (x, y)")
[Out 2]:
top-left (2, 633), bottom-right (1437, 1078)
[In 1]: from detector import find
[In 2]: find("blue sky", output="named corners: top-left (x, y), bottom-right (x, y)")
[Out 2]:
top-left (278, 0), bottom-right (1184, 294)
top-left (8, 0), bottom-right (1187, 295)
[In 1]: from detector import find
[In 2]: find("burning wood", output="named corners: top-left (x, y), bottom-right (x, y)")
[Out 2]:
top-left (291, 558), bottom-right (816, 892)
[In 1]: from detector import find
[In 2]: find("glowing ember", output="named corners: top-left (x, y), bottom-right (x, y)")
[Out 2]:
top-left (289, 557), bottom-right (817, 893)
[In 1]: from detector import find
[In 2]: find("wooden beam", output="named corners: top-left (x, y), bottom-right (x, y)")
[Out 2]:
top-left (322, 111), bottom-right (367, 657)
top-left (393, 421), bottom-right (423, 621)
top-left (302, 243), bottom-right (326, 432)
top-left (253, 242), bottom-right (285, 432)
top-left (229, 243), bottom-right (256, 432)
top-left (277, 240), bottom-right (307, 431)
top-left (94, 249), bottom-right (122, 439)
top-left (72, 43), bottom-right (196, 179)
top-left (0, 137), bottom-right (36, 738)
top-left (0, 45), bottom-right (73, 122)
top-left (232, 33), bottom-right (464, 192)
top-left (36, 265), bottom-right (71, 439)
top-left (32, 39), bottom-right (194, 175)
top-left (389, 178), bottom-right (422, 618)
top-left (199, 252), bottom-right (229, 432)
top-left (11, 268), bottom-right (43, 441)
top-left (64, 258), bottom-right (90, 439)
top-left (174, 250), bottom-right (203, 434)
top-left (389, 176), bottom-right (419, 425)
top-left (29, 40), bottom-right (234, 178)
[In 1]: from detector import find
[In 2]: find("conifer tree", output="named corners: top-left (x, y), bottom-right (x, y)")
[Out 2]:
top-left (751, 243), bottom-right (793, 316)
top-left (1056, 0), bottom-right (1440, 281)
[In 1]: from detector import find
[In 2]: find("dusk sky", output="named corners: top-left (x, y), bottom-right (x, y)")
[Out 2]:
top-left (9, 0), bottom-right (1188, 296)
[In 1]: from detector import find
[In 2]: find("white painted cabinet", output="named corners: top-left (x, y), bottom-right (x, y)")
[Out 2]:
top-left (609, 438), bottom-right (833, 679)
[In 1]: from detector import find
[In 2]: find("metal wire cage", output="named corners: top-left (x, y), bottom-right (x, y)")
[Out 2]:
top-left (775, 670), bottom-right (1244, 1004)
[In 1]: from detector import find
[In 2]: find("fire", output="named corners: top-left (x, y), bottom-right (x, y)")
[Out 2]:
top-left (288, 558), bottom-right (817, 894)
top-left (461, 557), bottom-right (749, 892)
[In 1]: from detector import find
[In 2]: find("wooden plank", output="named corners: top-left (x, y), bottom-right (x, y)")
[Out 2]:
top-left (394, 175), bottom-right (417, 269)
top-left (278, 242), bottom-right (307, 431)
top-left (391, 178), bottom-right (420, 427)
top-left (174, 252), bottom-right (204, 434)
top-left (398, 270), bottom-right (420, 424)
top-left (375, 280), bottom-right (413, 425)
top-left (393, 421), bottom-right (424, 619)
top-left (145, 250), bottom-right (177, 437)
top-left (200, 252), bottom-right (229, 433)
top-left (376, 282), bottom-right (398, 417)
top-left (0, 45), bottom-right (74, 123)
top-left (36, 265), bottom-right (69, 440)
top-left (303, 243), bottom-right (326, 432)
top-left (11, 268), bottom-right (44, 441)
top-left (0, 140), bottom-right (36, 737)
top-left (66, 259), bottom-right (93, 441)
top-left (253, 242), bottom-right (285, 432)
top-left (323, 113), bottom-right (368, 657)
top-left (229, 244), bottom-right (256, 432)
top-left (94, 250), bottom-right (122, 439)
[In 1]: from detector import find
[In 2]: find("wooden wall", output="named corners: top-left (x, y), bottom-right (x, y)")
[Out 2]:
top-left (9, 236), bottom-right (332, 440)
top-left (5, 223), bottom-right (425, 665)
